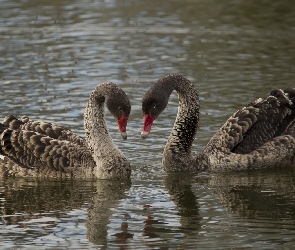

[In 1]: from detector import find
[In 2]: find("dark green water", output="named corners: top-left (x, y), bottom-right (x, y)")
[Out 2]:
top-left (0, 0), bottom-right (295, 248)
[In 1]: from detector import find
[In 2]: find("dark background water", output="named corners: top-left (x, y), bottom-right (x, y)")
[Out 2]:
top-left (0, 0), bottom-right (295, 249)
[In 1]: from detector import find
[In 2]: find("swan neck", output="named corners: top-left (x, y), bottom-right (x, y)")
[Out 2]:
top-left (84, 85), bottom-right (119, 162)
top-left (165, 77), bottom-right (200, 154)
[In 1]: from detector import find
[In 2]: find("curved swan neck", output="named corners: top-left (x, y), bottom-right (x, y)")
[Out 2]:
top-left (165, 75), bottom-right (200, 154)
top-left (84, 83), bottom-right (120, 160)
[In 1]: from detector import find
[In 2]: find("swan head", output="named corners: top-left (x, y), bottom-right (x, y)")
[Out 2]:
top-left (141, 79), bottom-right (171, 139)
top-left (105, 84), bottom-right (131, 140)
top-left (141, 96), bottom-right (169, 138)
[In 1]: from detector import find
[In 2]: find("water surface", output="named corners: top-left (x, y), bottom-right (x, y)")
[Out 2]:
top-left (0, 0), bottom-right (295, 249)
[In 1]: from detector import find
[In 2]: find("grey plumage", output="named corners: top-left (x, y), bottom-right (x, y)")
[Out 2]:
top-left (141, 74), bottom-right (295, 172)
top-left (0, 82), bottom-right (131, 179)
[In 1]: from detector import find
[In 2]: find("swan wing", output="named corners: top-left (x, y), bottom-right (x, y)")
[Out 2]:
top-left (232, 88), bottom-right (295, 154)
top-left (2, 115), bottom-right (87, 147)
top-left (205, 88), bottom-right (295, 154)
top-left (0, 125), bottom-right (93, 177)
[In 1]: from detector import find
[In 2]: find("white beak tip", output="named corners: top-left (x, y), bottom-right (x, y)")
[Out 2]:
top-left (141, 131), bottom-right (149, 139)
top-left (121, 132), bottom-right (127, 140)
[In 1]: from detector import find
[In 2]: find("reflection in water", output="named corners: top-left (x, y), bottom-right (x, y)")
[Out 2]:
top-left (142, 204), bottom-right (159, 239)
top-left (209, 168), bottom-right (295, 220)
top-left (1, 169), bottom-right (295, 247)
top-left (0, 178), bottom-right (131, 248)
top-left (1, 179), bottom-right (94, 225)
top-left (207, 169), bottom-right (295, 247)
top-left (86, 180), bottom-right (132, 245)
top-left (161, 169), bottom-right (295, 248)
top-left (163, 173), bottom-right (202, 235)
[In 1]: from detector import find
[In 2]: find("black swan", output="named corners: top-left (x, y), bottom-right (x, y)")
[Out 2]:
top-left (141, 74), bottom-right (295, 172)
top-left (0, 82), bottom-right (131, 179)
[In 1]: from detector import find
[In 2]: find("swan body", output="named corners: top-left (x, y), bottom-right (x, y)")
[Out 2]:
top-left (141, 74), bottom-right (295, 172)
top-left (0, 82), bottom-right (131, 179)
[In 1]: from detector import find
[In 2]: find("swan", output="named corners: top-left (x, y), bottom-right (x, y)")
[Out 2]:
top-left (141, 74), bottom-right (295, 172)
top-left (0, 82), bottom-right (131, 179)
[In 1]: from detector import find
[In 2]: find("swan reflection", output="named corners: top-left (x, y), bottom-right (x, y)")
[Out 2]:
top-left (0, 178), bottom-right (131, 247)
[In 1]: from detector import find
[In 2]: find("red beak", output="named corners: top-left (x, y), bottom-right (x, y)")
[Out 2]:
top-left (117, 113), bottom-right (128, 140)
top-left (141, 114), bottom-right (154, 139)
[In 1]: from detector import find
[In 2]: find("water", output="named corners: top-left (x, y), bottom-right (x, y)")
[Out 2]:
top-left (0, 0), bottom-right (295, 248)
